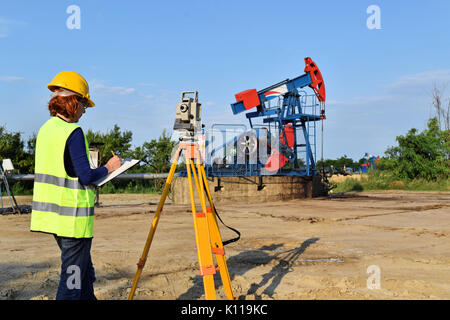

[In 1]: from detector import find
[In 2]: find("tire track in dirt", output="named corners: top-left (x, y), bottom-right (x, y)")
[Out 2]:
top-left (335, 204), bottom-right (449, 222)
top-left (245, 203), bottom-right (448, 225)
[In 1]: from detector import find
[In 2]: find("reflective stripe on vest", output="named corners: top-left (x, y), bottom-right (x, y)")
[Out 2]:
top-left (30, 117), bottom-right (95, 238)
top-left (34, 173), bottom-right (92, 190)
top-left (32, 201), bottom-right (94, 217)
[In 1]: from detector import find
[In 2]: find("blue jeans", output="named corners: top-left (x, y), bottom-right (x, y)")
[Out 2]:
top-left (54, 235), bottom-right (97, 300)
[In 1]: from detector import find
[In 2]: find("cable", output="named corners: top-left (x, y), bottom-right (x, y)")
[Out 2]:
top-left (202, 182), bottom-right (241, 246)
top-left (211, 201), bottom-right (241, 246)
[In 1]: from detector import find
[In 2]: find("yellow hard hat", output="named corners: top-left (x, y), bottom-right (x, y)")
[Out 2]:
top-left (47, 71), bottom-right (95, 107)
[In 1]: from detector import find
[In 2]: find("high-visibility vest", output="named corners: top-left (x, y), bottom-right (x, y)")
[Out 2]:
top-left (30, 117), bottom-right (95, 238)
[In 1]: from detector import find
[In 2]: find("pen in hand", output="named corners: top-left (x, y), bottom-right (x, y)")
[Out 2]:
top-left (112, 151), bottom-right (123, 164)
top-left (111, 151), bottom-right (122, 164)
top-left (106, 151), bottom-right (122, 173)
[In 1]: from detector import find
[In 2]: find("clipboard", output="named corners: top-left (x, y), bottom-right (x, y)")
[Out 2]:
top-left (93, 158), bottom-right (140, 187)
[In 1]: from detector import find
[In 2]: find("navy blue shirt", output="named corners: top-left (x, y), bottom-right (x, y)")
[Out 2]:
top-left (63, 126), bottom-right (108, 185)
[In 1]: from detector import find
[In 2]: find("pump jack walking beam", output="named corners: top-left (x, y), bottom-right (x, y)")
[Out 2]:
top-left (128, 142), bottom-right (234, 300)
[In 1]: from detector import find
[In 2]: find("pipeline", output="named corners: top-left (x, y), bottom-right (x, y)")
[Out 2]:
top-left (9, 173), bottom-right (176, 181)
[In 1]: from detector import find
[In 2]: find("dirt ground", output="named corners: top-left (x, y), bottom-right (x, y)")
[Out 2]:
top-left (1, 190), bottom-right (449, 300)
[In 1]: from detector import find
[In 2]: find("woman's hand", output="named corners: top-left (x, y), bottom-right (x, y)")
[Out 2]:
top-left (104, 156), bottom-right (122, 173)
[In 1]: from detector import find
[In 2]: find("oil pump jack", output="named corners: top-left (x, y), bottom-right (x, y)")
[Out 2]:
top-left (205, 57), bottom-right (326, 177)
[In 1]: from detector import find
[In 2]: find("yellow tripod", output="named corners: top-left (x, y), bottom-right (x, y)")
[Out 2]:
top-left (128, 142), bottom-right (234, 300)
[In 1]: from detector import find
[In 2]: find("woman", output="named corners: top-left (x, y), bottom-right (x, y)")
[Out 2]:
top-left (30, 71), bottom-right (122, 300)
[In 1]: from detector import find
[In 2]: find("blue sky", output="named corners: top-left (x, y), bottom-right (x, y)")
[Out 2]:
top-left (1, 0), bottom-right (449, 161)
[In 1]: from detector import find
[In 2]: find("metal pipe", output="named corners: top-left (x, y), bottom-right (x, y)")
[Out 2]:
top-left (10, 173), bottom-right (176, 181)
top-left (9, 174), bottom-right (35, 181)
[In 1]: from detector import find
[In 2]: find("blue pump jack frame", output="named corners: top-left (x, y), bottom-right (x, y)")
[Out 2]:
top-left (206, 71), bottom-right (321, 177)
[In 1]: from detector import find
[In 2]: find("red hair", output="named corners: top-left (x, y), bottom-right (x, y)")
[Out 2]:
top-left (48, 95), bottom-right (81, 120)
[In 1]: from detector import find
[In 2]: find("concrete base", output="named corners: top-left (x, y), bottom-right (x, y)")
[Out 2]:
top-left (171, 175), bottom-right (327, 205)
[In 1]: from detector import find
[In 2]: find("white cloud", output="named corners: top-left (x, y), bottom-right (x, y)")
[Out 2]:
top-left (327, 69), bottom-right (450, 108)
top-left (384, 69), bottom-right (450, 95)
top-left (326, 95), bottom-right (395, 107)
top-left (138, 93), bottom-right (154, 100)
top-left (0, 76), bottom-right (24, 82)
top-left (0, 18), bottom-right (9, 38)
top-left (137, 82), bottom-right (157, 87)
top-left (90, 79), bottom-right (136, 95)
top-left (0, 17), bottom-right (26, 38)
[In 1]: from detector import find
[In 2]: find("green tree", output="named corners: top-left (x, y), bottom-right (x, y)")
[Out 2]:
top-left (283, 158), bottom-right (306, 170)
top-left (22, 132), bottom-right (37, 173)
top-left (138, 129), bottom-right (176, 173)
top-left (317, 155), bottom-right (359, 172)
top-left (382, 117), bottom-right (449, 181)
top-left (85, 124), bottom-right (133, 165)
top-left (0, 125), bottom-right (35, 174)
top-left (0, 126), bottom-right (35, 194)
top-left (333, 155), bottom-right (357, 169)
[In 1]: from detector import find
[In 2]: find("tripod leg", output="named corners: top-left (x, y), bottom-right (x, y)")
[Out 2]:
top-left (1, 175), bottom-right (11, 208)
top-left (186, 156), bottom-right (216, 300)
top-left (8, 184), bottom-right (21, 214)
top-left (198, 164), bottom-right (234, 300)
top-left (189, 160), bottom-right (202, 200)
top-left (0, 181), bottom-right (3, 209)
top-left (128, 152), bottom-right (180, 300)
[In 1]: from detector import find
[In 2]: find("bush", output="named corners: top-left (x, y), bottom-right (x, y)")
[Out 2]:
top-left (382, 117), bottom-right (449, 181)
top-left (331, 170), bottom-right (449, 193)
